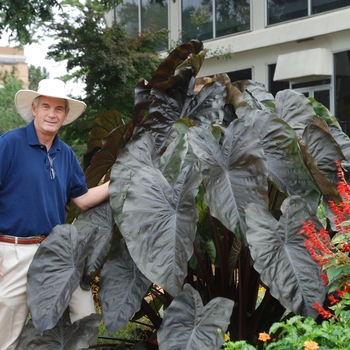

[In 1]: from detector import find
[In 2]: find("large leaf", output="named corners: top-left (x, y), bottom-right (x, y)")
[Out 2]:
top-left (84, 123), bottom-right (131, 188)
top-left (99, 238), bottom-right (152, 334)
top-left (157, 284), bottom-right (234, 350)
top-left (27, 224), bottom-right (97, 333)
top-left (155, 133), bottom-right (189, 187)
top-left (328, 125), bottom-right (350, 164)
top-left (184, 81), bottom-right (226, 127)
top-left (110, 132), bottom-right (159, 230)
top-left (187, 120), bottom-right (269, 244)
top-left (275, 90), bottom-right (316, 135)
top-left (134, 67), bottom-right (195, 151)
top-left (73, 201), bottom-right (114, 289)
top-left (148, 40), bottom-right (204, 87)
top-left (83, 110), bottom-right (124, 170)
top-left (120, 161), bottom-right (202, 296)
top-left (236, 104), bottom-right (321, 213)
top-left (133, 43), bottom-right (207, 151)
top-left (18, 312), bottom-right (101, 350)
top-left (245, 196), bottom-right (328, 318)
top-left (301, 121), bottom-right (345, 200)
top-left (239, 80), bottom-right (275, 111)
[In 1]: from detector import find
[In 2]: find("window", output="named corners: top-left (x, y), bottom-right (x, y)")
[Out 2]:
top-left (267, 0), bottom-right (350, 25)
top-left (334, 50), bottom-right (350, 134)
top-left (268, 64), bottom-right (289, 96)
top-left (182, 0), bottom-right (250, 44)
top-left (292, 79), bottom-right (331, 111)
top-left (227, 68), bottom-right (252, 83)
top-left (267, 0), bottom-right (307, 25)
top-left (312, 0), bottom-right (350, 14)
top-left (115, 0), bottom-right (168, 50)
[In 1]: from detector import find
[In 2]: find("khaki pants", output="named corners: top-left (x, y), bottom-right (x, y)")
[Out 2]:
top-left (0, 241), bottom-right (95, 350)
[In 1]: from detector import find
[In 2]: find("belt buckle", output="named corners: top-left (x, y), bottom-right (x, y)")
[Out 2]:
top-left (37, 235), bottom-right (46, 244)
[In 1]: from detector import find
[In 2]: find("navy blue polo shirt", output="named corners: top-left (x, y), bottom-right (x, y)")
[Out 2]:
top-left (0, 121), bottom-right (88, 237)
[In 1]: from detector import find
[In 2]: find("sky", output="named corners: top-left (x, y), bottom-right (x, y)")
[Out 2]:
top-left (0, 32), bottom-right (86, 97)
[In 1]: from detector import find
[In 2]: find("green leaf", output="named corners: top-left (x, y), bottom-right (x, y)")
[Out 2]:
top-left (245, 196), bottom-right (328, 318)
top-left (327, 265), bottom-right (350, 284)
top-left (157, 284), bottom-right (234, 350)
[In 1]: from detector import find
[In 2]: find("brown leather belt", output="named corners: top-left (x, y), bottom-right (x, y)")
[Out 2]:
top-left (0, 234), bottom-right (47, 244)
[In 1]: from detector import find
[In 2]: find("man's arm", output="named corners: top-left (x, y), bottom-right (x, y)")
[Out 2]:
top-left (71, 181), bottom-right (110, 212)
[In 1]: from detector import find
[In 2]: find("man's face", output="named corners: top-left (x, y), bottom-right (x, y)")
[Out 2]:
top-left (32, 96), bottom-right (69, 136)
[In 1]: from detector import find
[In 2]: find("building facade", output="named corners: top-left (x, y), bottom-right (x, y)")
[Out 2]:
top-left (107, 1), bottom-right (350, 133)
top-left (0, 47), bottom-right (29, 88)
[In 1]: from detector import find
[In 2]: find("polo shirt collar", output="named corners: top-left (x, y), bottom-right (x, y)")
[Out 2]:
top-left (26, 120), bottom-right (61, 152)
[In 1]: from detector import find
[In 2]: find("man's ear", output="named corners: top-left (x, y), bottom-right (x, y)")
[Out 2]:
top-left (31, 101), bottom-right (37, 117)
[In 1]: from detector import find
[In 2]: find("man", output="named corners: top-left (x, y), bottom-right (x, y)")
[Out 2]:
top-left (0, 79), bottom-right (110, 349)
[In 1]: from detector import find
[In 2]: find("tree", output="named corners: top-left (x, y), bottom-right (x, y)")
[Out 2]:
top-left (45, 0), bottom-right (168, 159)
top-left (0, 0), bottom-right (122, 45)
top-left (0, 0), bottom-right (60, 44)
top-left (47, 0), bottom-right (167, 119)
top-left (0, 74), bottom-right (27, 133)
top-left (28, 65), bottom-right (49, 90)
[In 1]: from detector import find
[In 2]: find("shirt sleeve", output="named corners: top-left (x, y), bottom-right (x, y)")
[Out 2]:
top-left (68, 150), bottom-right (88, 199)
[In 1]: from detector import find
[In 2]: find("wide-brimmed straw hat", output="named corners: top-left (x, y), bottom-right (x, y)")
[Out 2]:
top-left (15, 78), bottom-right (86, 126)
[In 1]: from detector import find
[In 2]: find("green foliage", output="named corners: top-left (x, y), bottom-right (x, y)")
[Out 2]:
top-left (266, 316), bottom-right (350, 349)
top-left (0, 0), bottom-right (59, 44)
top-left (43, 0), bottom-right (168, 157)
top-left (223, 315), bottom-right (350, 349)
top-left (0, 75), bottom-right (27, 133)
top-left (47, 1), bottom-right (167, 120)
top-left (0, 0), bottom-right (125, 44)
top-left (28, 65), bottom-right (49, 90)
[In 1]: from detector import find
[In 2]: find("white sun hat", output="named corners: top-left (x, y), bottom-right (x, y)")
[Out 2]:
top-left (15, 78), bottom-right (87, 126)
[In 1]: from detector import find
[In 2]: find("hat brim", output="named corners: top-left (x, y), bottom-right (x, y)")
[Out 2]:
top-left (15, 90), bottom-right (86, 126)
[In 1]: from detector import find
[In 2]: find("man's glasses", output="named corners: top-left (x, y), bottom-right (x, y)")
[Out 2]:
top-left (48, 154), bottom-right (55, 180)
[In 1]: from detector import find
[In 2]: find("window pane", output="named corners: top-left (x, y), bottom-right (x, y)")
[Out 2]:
top-left (314, 89), bottom-right (330, 109)
top-left (116, 0), bottom-right (139, 36)
top-left (227, 68), bottom-right (252, 82)
top-left (182, 0), bottom-right (213, 43)
top-left (267, 0), bottom-right (308, 25)
top-left (292, 79), bottom-right (330, 89)
top-left (268, 64), bottom-right (289, 96)
top-left (216, 0), bottom-right (250, 37)
top-left (141, 0), bottom-right (168, 50)
top-left (312, 0), bottom-right (350, 14)
top-left (335, 50), bottom-right (350, 135)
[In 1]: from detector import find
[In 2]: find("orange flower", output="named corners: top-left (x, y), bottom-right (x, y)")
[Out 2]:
top-left (258, 332), bottom-right (271, 342)
top-left (304, 340), bottom-right (319, 350)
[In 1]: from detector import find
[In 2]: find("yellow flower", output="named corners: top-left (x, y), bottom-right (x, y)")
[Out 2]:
top-left (258, 332), bottom-right (271, 342)
top-left (224, 333), bottom-right (230, 342)
top-left (304, 340), bottom-right (319, 350)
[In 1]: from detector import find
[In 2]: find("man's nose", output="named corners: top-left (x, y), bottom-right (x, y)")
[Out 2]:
top-left (47, 108), bottom-right (56, 117)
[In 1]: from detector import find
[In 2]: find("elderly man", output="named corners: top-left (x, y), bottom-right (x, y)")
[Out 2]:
top-left (0, 79), bottom-right (109, 349)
